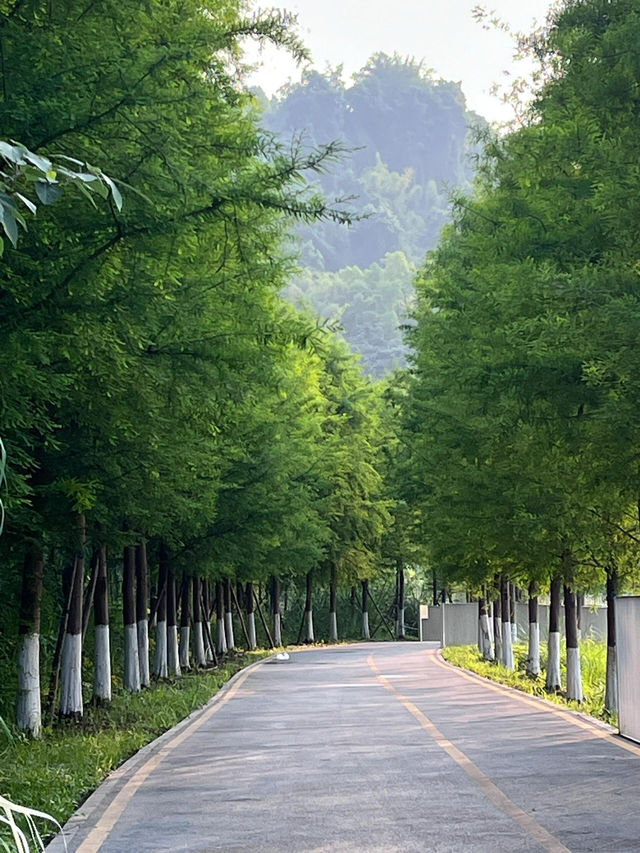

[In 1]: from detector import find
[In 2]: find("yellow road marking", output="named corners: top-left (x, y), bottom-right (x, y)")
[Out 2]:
top-left (76, 661), bottom-right (262, 853)
top-left (368, 654), bottom-right (571, 853)
top-left (433, 651), bottom-right (640, 758)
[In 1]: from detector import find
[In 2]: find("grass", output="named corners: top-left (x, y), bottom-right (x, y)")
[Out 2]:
top-left (441, 639), bottom-right (615, 725)
top-left (0, 650), bottom-right (270, 847)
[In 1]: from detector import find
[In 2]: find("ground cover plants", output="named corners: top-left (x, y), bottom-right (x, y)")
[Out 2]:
top-left (0, 652), bottom-right (270, 847)
top-left (442, 639), bottom-right (612, 724)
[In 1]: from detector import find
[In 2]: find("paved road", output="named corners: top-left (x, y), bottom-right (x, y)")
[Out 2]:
top-left (49, 643), bottom-right (640, 853)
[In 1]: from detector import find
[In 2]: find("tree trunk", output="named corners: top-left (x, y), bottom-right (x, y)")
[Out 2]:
top-left (432, 568), bottom-right (438, 606)
top-left (192, 576), bottom-right (206, 666)
top-left (202, 579), bottom-right (214, 661)
top-left (153, 546), bottom-right (168, 678)
top-left (272, 576), bottom-right (282, 646)
top-left (509, 581), bottom-right (517, 645)
top-left (396, 562), bottom-right (405, 639)
top-left (136, 541), bottom-right (150, 687)
top-left (60, 514), bottom-right (86, 718)
top-left (500, 576), bottom-right (514, 670)
top-left (526, 579), bottom-right (540, 676)
top-left (576, 591), bottom-right (584, 639)
top-left (179, 574), bottom-right (191, 670)
top-left (216, 580), bottom-right (227, 654)
top-left (478, 595), bottom-right (493, 660)
top-left (93, 545), bottom-right (111, 703)
top-left (81, 549), bottom-right (99, 642)
top-left (329, 566), bottom-right (338, 642)
top-left (254, 586), bottom-right (275, 649)
top-left (546, 574), bottom-right (562, 691)
top-left (304, 570), bottom-right (314, 643)
top-left (224, 578), bottom-right (235, 651)
top-left (17, 545), bottom-right (44, 736)
top-left (564, 582), bottom-right (583, 701)
top-left (167, 568), bottom-right (181, 678)
top-left (123, 544), bottom-right (140, 691)
top-left (361, 579), bottom-right (370, 639)
top-left (493, 586), bottom-right (502, 664)
top-left (246, 582), bottom-right (257, 650)
top-left (605, 564), bottom-right (618, 715)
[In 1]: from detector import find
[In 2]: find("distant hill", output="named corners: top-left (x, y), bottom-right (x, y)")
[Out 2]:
top-left (259, 54), bottom-right (484, 374)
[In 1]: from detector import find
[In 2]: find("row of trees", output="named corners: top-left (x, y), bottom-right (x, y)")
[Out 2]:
top-left (0, 0), bottom-right (412, 737)
top-left (397, 0), bottom-right (640, 711)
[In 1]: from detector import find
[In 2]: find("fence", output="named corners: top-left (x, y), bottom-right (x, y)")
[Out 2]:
top-left (420, 601), bottom-right (607, 646)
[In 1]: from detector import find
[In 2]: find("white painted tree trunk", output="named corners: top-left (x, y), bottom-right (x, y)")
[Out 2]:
top-left (179, 626), bottom-right (190, 670)
top-left (605, 645), bottom-right (617, 714)
top-left (566, 646), bottom-right (583, 702)
top-left (167, 625), bottom-right (181, 678)
top-left (137, 619), bottom-right (150, 687)
top-left (329, 611), bottom-right (338, 642)
top-left (216, 617), bottom-right (227, 655)
top-left (124, 623), bottom-right (141, 691)
top-left (94, 624), bottom-right (112, 702)
top-left (154, 620), bottom-right (168, 678)
top-left (511, 621), bottom-right (517, 645)
top-left (193, 622), bottom-right (206, 666)
top-left (205, 623), bottom-right (214, 662)
top-left (59, 633), bottom-right (83, 716)
top-left (494, 618), bottom-right (502, 665)
top-left (362, 611), bottom-right (370, 640)
top-left (501, 622), bottom-right (514, 670)
top-left (225, 612), bottom-right (235, 650)
top-left (247, 613), bottom-right (257, 650)
top-left (304, 609), bottom-right (314, 642)
top-left (396, 608), bottom-right (405, 638)
top-left (527, 622), bottom-right (540, 676)
top-left (546, 631), bottom-right (561, 690)
top-left (17, 633), bottom-right (41, 736)
top-left (479, 613), bottom-right (494, 660)
top-left (273, 612), bottom-right (282, 646)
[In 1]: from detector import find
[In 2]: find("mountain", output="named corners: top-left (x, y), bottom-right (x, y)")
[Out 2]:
top-left (260, 53), bottom-right (484, 374)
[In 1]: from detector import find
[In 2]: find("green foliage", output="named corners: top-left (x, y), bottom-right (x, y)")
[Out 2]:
top-left (395, 0), bottom-right (640, 596)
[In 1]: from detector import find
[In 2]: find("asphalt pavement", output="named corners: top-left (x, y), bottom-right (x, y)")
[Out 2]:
top-left (47, 642), bottom-right (640, 853)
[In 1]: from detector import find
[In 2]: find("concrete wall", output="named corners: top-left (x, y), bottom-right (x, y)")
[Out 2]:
top-left (419, 601), bottom-right (608, 647)
top-left (616, 596), bottom-right (640, 743)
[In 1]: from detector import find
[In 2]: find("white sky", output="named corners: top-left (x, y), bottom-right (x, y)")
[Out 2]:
top-left (245, 0), bottom-right (555, 123)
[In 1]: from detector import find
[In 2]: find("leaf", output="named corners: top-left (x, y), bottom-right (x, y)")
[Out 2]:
top-left (0, 141), bottom-right (24, 164)
top-left (15, 192), bottom-right (37, 215)
top-left (34, 180), bottom-right (62, 205)
top-left (0, 201), bottom-right (19, 246)
top-left (89, 180), bottom-right (109, 200)
top-left (22, 149), bottom-right (53, 174)
top-left (54, 154), bottom-right (85, 166)
top-left (76, 181), bottom-right (98, 208)
top-left (102, 174), bottom-right (123, 211)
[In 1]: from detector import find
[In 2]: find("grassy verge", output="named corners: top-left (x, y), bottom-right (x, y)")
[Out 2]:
top-left (441, 639), bottom-right (615, 726)
top-left (0, 650), bottom-right (270, 844)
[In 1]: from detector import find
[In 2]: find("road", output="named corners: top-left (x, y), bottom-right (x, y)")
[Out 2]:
top-left (49, 643), bottom-right (640, 853)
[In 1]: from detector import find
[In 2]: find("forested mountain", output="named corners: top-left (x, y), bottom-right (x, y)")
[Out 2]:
top-left (259, 54), bottom-right (484, 374)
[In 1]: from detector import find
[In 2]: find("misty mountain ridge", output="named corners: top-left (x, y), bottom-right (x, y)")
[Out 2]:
top-left (258, 54), bottom-right (484, 375)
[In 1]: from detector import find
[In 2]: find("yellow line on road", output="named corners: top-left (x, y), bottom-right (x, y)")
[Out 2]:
top-left (433, 652), bottom-right (640, 758)
top-left (368, 654), bottom-right (571, 853)
top-left (76, 662), bottom-right (261, 853)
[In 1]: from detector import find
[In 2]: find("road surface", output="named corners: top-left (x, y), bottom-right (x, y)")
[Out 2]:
top-left (49, 643), bottom-right (640, 852)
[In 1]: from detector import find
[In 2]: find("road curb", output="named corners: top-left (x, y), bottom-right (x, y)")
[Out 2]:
top-left (435, 648), bottom-right (618, 735)
top-left (45, 653), bottom-right (271, 852)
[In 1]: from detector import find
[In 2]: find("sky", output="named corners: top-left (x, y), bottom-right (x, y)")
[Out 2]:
top-left (245, 0), bottom-right (555, 123)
